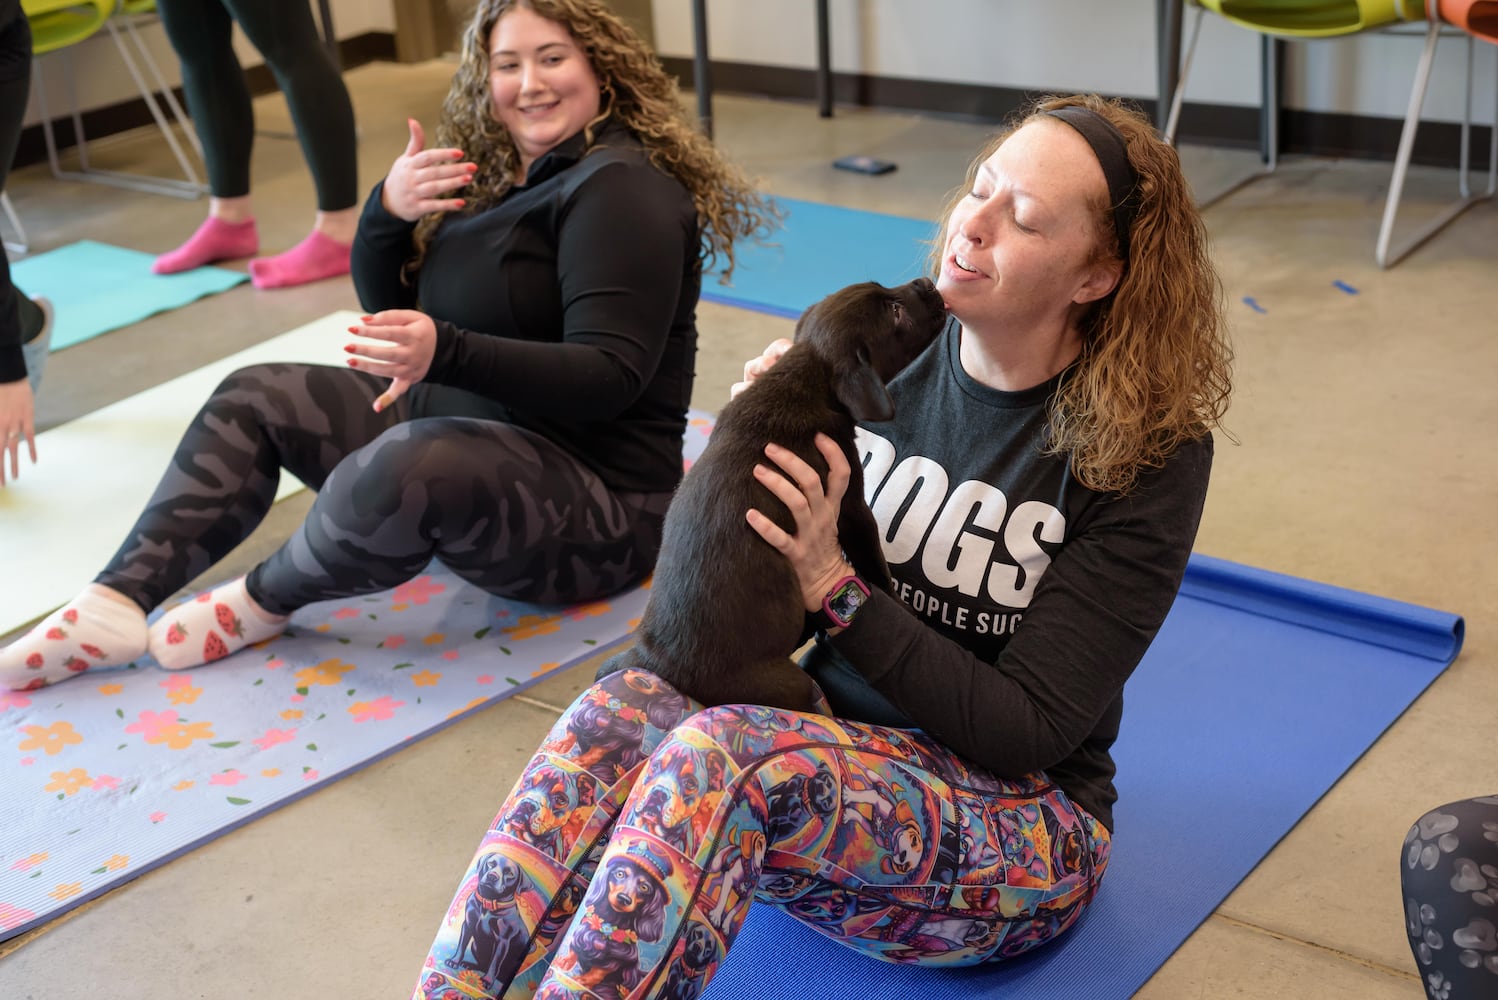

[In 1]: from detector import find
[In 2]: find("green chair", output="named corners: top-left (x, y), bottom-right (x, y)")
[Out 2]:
top-left (25, 0), bottom-right (205, 199)
top-left (4, 0), bottom-right (115, 254)
top-left (1198, 0), bottom-right (1424, 36)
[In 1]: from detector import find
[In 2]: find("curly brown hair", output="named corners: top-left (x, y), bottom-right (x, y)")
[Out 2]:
top-left (409, 0), bottom-right (773, 279)
top-left (930, 94), bottom-right (1233, 495)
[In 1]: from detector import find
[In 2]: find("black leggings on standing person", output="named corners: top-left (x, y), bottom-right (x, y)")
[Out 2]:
top-left (152, 0), bottom-right (357, 210)
top-left (1402, 795), bottom-right (1498, 998)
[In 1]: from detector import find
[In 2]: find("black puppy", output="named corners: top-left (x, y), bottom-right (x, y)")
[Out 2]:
top-left (598, 278), bottom-right (946, 711)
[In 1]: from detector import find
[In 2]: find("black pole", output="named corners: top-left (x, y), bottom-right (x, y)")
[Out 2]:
top-left (1156, 0), bottom-right (1182, 134)
top-left (692, 0), bottom-right (713, 138)
top-left (816, 0), bottom-right (832, 118)
top-left (1261, 36), bottom-right (1283, 165)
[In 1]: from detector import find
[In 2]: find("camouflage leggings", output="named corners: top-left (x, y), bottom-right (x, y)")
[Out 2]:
top-left (95, 363), bottom-right (672, 615)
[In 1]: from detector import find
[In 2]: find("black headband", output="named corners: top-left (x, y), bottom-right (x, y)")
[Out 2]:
top-left (1042, 106), bottom-right (1139, 262)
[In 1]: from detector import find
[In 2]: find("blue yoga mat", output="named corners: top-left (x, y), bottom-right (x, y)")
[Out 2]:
top-left (9, 240), bottom-right (247, 351)
top-left (706, 554), bottom-right (1464, 998)
top-left (703, 198), bottom-right (937, 318)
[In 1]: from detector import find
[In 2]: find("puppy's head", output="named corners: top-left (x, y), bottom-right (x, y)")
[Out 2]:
top-left (793, 277), bottom-right (947, 422)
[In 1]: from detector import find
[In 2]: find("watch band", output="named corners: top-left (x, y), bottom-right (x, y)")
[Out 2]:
top-left (812, 575), bottom-right (871, 631)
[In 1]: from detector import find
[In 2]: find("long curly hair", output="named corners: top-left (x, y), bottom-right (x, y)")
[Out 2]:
top-left (930, 94), bottom-right (1233, 495)
top-left (410, 0), bottom-right (773, 278)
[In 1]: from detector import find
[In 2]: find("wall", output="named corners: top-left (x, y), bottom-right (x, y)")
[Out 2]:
top-left (24, 2), bottom-right (1497, 140)
top-left (649, 0), bottom-right (1497, 127)
top-left (22, 0), bottom-right (397, 128)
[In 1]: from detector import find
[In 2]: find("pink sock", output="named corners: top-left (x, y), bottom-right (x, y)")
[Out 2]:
top-left (152, 216), bottom-right (259, 275)
top-left (248, 231), bottom-right (352, 290)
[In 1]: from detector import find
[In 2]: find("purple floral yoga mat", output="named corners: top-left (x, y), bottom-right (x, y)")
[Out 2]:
top-left (0, 414), bottom-right (714, 942)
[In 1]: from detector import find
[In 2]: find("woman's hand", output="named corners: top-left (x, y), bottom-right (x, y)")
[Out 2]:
top-left (380, 119), bottom-right (476, 223)
top-left (0, 379), bottom-right (37, 487)
top-left (746, 433), bottom-right (856, 612)
top-left (729, 337), bottom-right (792, 400)
top-left (345, 309), bottom-right (439, 412)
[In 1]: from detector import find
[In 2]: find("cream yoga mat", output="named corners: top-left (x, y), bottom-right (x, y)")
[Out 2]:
top-left (0, 310), bottom-right (362, 636)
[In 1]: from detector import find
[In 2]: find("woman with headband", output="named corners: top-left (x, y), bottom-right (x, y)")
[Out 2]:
top-left (408, 94), bottom-right (1232, 999)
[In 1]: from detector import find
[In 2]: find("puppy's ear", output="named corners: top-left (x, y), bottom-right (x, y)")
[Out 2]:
top-left (835, 349), bottom-right (895, 422)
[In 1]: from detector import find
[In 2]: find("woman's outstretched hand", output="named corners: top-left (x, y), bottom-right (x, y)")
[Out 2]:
top-left (381, 119), bottom-right (476, 223)
top-left (746, 433), bottom-right (856, 612)
top-left (344, 309), bottom-right (438, 413)
top-left (0, 379), bottom-right (37, 487)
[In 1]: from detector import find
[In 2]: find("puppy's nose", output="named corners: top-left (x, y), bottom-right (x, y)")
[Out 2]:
top-left (913, 277), bottom-right (935, 292)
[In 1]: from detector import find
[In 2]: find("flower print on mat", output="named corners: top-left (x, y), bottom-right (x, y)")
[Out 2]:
top-left (0, 550), bottom-right (672, 946)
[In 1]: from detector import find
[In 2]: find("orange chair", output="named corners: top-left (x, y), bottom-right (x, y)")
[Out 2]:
top-left (1434, 0), bottom-right (1498, 38)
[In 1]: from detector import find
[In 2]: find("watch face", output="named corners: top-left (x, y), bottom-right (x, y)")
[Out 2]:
top-left (827, 580), bottom-right (868, 624)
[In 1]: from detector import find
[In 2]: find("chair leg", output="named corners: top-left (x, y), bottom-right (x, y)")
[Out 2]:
top-left (1375, 22), bottom-right (1493, 268)
top-left (1163, 3), bottom-right (1204, 144)
top-left (32, 22), bottom-right (206, 199)
top-left (119, 14), bottom-right (203, 161)
top-left (1, 191), bottom-right (28, 257)
top-left (1169, 7), bottom-right (1281, 210)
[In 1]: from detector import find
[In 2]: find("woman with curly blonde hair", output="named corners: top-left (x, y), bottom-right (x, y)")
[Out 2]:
top-left (409, 0), bottom-right (770, 280)
top-left (397, 93), bottom-right (1234, 1000)
top-left (1, 0), bottom-right (772, 688)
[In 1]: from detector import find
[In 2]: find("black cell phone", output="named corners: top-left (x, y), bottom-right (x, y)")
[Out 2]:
top-left (832, 155), bottom-right (897, 176)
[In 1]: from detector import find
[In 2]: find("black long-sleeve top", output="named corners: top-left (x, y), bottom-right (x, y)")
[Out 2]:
top-left (805, 320), bottom-right (1213, 831)
top-left (1, 0), bottom-right (32, 384)
top-left (350, 118), bottom-right (701, 493)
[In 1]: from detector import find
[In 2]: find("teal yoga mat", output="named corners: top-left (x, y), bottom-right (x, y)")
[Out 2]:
top-left (704, 198), bottom-right (938, 318)
top-left (9, 240), bottom-right (247, 351)
top-left (707, 555), bottom-right (1465, 998)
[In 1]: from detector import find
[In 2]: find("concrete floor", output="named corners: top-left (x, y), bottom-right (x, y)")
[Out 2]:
top-left (2, 59), bottom-right (1494, 998)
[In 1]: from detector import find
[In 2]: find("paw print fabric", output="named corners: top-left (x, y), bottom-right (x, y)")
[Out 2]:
top-left (1401, 795), bottom-right (1498, 998)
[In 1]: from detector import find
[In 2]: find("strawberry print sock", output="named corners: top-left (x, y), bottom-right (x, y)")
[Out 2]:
top-left (246, 230), bottom-right (352, 290)
top-left (147, 576), bottom-right (288, 671)
top-left (151, 216), bottom-right (260, 275)
top-left (0, 586), bottom-right (149, 691)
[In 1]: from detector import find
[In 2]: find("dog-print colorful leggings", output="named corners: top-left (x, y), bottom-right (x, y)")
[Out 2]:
top-left (411, 668), bottom-right (1111, 1000)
